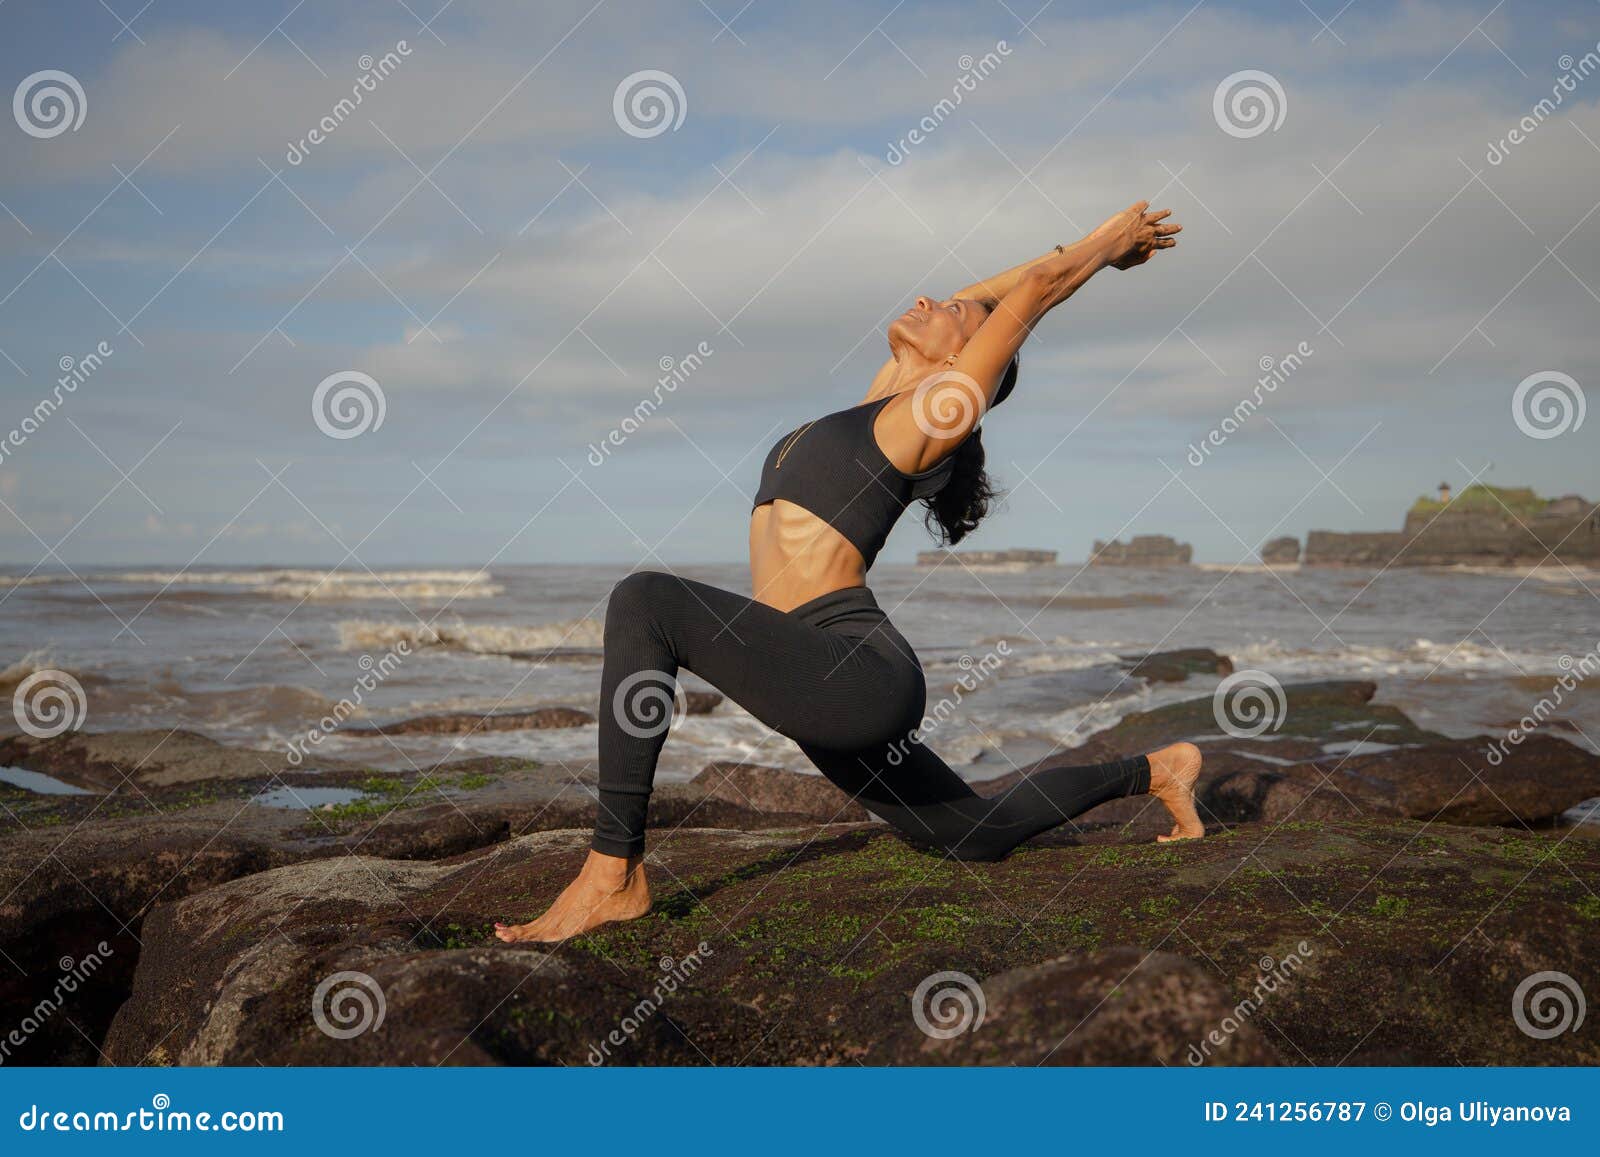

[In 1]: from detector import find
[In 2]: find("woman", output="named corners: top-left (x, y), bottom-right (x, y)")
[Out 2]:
top-left (496, 201), bottom-right (1196, 943)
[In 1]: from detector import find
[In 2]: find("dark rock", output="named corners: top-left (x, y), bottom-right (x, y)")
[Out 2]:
top-left (683, 691), bottom-right (723, 715)
top-left (1313, 735), bottom-right (1600, 826)
top-left (103, 819), bottom-right (1600, 1066)
top-left (0, 729), bottom-right (298, 790)
top-left (341, 707), bottom-right (594, 736)
top-left (1089, 535), bottom-right (1192, 566)
top-left (691, 762), bottom-right (872, 823)
top-left (1120, 648), bottom-right (1234, 683)
top-left (890, 948), bottom-right (1281, 1066)
top-left (1261, 536), bottom-right (1301, 565)
top-left (973, 681), bottom-right (1600, 832)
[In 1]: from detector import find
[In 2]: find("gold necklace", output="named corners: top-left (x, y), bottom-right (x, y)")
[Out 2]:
top-left (773, 420), bottom-right (817, 469)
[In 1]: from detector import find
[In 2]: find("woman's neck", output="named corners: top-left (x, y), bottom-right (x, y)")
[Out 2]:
top-left (867, 350), bottom-right (943, 402)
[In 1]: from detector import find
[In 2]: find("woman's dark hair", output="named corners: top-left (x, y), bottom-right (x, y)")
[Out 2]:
top-left (920, 357), bottom-right (1016, 546)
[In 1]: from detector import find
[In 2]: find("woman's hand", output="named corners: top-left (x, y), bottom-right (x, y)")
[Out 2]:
top-left (1091, 201), bottom-right (1182, 270)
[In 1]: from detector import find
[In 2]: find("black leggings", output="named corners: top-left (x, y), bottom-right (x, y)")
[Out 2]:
top-left (594, 571), bottom-right (1150, 860)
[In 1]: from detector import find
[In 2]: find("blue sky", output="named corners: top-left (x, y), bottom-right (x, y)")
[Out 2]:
top-left (1, 0), bottom-right (1596, 566)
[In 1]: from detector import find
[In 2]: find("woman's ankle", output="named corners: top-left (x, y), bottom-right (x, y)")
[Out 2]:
top-left (582, 847), bottom-right (642, 887)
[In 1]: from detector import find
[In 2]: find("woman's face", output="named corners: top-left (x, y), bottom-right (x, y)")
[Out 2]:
top-left (887, 296), bottom-right (989, 363)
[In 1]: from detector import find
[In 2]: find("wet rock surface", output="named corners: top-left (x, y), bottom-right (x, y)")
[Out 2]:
top-left (7, 669), bottom-right (1600, 1067)
top-left (102, 820), bottom-right (1600, 1066)
top-left (340, 707), bottom-right (595, 736)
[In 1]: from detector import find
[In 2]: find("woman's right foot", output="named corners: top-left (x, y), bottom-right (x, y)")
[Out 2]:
top-left (1147, 742), bottom-right (1205, 842)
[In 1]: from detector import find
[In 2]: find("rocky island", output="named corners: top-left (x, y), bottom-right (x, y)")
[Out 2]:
top-left (1089, 535), bottom-right (1193, 566)
top-left (1282, 484), bottom-right (1600, 567)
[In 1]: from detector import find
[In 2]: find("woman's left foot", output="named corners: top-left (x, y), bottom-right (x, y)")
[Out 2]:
top-left (1147, 742), bottom-right (1205, 842)
top-left (494, 849), bottom-right (652, 943)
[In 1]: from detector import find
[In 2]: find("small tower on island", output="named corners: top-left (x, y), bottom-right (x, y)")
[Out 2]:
top-left (1438, 480), bottom-right (1452, 504)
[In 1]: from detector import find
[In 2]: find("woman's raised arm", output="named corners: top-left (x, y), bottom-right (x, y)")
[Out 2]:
top-left (880, 202), bottom-right (1180, 471)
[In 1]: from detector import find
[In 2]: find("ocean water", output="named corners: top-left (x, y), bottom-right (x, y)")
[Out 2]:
top-left (1, 562), bottom-right (1597, 785)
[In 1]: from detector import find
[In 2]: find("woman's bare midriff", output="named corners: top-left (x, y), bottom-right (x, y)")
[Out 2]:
top-left (749, 499), bottom-right (869, 612)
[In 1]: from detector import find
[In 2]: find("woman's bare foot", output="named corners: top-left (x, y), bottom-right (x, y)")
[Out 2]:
top-left (493, 849), bottom-right (652, 943)
top-left (1147, 741), bottom-right (1205, 842)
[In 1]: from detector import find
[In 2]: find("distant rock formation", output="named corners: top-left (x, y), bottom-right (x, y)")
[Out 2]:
top-left (1089, 535), bottom-right (1192, 566)
top-left (916, 548), bottom-right (1057, 567)
top-left (1304, 484), bottom-right (1600, 567)
top-left (1261, 536), bottom-right (1301, 565)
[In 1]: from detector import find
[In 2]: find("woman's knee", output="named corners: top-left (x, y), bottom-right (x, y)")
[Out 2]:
top-left (606, 570), bottom-right (676, 620)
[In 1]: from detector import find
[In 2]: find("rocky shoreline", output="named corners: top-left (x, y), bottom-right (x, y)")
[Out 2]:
top-left (3, 661), bottom-right (1598, 1066)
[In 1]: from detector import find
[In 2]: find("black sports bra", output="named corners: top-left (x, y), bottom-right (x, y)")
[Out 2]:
top-left (751, 395), bottom-right (954, 570)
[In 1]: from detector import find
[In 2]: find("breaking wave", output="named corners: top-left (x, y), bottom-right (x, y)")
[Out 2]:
top-left (337, 616), bottom-right (605, 655)
top-left (4, 568), bottom-right (502, 601)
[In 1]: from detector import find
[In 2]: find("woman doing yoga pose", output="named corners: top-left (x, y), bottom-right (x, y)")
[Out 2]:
top-left (496, 201), bottom-right (1196, 943)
